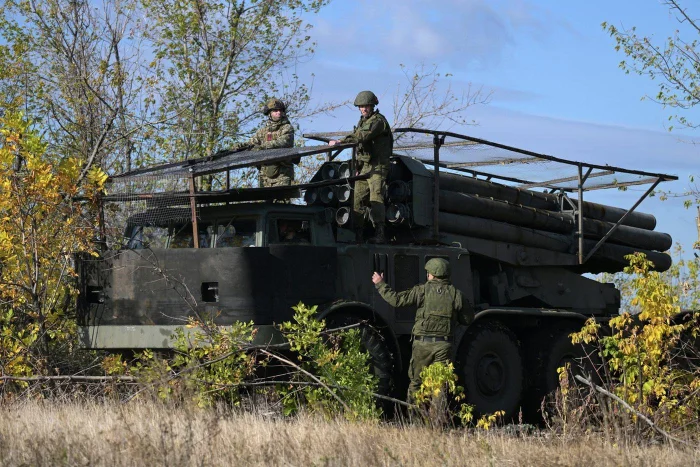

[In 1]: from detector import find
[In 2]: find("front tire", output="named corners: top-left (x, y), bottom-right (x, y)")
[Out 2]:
top-left (458, 323), bottom-right (523, 420)
top-left (326, 313), bottom-right (395, 399)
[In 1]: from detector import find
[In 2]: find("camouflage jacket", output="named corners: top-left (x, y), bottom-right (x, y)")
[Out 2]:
top-left (375, 279), bottom-right (472, 337)
top-left (247, 116), bottom-right (294, 150)
top-left (239, 117), bottom-right (295, 178)
top-left (341, 110), bottom-right (393, 167)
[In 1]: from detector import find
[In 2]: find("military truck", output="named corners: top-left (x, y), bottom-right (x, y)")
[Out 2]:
top-left (77, 128), bottom-right (677, 419)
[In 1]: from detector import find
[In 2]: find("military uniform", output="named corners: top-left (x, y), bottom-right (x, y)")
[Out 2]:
top-left (247, 116), bottom-right (294, 187)
top-left (235, 98), bottom-right (295, 189)
top-left (374, 259), bottom-right (473, 399)
top-left (340, 91), bottom-right (393, 242)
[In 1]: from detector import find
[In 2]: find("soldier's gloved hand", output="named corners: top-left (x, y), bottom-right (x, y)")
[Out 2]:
top-left (372, 272), bottom-right (384, 284)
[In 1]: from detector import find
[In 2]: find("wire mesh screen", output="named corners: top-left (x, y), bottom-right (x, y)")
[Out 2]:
top-left (111, 145), bottom-right (340, 182)
top-left (103, 172), bottom-right (198, 248)
top-left (385, 129), bottom-right (674, 192)
top-left (100, 145), bottom-right (346, 246)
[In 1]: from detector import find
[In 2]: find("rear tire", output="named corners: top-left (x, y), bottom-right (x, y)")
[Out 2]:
top-left (544, 331), bottom-right (582, 394)
top-left (671, 312), bottom-right (700, 372)
top-left (458, 323), bottom-right (523, 421)
top-left (541, 327), bottom-right (602, 396)
top-left (521, 326), bottom-right (602, 423)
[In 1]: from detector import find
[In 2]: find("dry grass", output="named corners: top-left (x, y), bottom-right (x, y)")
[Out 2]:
top-left (0, 401), bottom-right (697, 466)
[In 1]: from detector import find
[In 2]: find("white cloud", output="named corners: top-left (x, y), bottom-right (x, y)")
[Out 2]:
top-left (385, 6), bottom-right (448, 57)
top-left (309, 0), bottom-right (564, 71)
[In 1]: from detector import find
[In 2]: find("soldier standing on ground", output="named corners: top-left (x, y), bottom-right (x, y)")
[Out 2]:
top-left (329, 91), bottom-right (393, 244)
top-left (371, 258), bottom-right (473, 401)
top-left (233, 98), bottom-right (295, 190)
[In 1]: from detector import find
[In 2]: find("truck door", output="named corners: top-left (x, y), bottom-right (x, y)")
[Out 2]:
top-left (392, 253), bottom-right (421, 322)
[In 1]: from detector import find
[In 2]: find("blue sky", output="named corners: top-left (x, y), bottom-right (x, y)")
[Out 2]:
top-left (294, 0), bottom-right (700, 257)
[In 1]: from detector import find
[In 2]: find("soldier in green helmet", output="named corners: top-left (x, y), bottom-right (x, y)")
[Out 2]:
top-left (372, 258), bottom-right (474, 400)
top-left (330, 90), bottom-right (393, 243)
top-left (233, 98), bottom-right (295, 197)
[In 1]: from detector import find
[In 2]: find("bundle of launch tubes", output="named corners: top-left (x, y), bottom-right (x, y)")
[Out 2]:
top-left (303, 128), bottom-right (677, 273)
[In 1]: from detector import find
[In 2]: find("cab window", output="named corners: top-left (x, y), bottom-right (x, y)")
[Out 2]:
top-left (168, 222), bottom-right (212, 248)
top-left (269, 218), bottom-right (311, 244)
top-left (126, 225), bottom-right (169, 249)
top-left (215, 218), bottom-right (257, 248)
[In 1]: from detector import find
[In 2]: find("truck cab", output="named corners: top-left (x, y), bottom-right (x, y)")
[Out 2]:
top-left (79, 199), bottom-right (473, 347)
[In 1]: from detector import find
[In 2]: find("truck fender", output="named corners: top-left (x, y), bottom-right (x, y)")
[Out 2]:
top-left (454, 308), bottom-right (594, 356)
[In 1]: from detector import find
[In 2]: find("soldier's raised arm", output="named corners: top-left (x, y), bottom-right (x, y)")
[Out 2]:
top-left (372, 272), bottom-right (422, 308)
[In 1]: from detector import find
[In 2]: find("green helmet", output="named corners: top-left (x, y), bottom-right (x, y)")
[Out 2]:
top-left (263, 98), bottom-right (286, 115)
top-left (425, 258), bottom-right (450, 278)
top-left (353, 90), bottom-right (379, 107)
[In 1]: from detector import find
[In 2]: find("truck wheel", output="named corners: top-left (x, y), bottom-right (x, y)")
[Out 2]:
top-left (543, 330), bottom-right (582, 395)
top-left (541, 328), bottom-right (601, 397)
top-left (459, 324), bottom-right (523, 420)
top-left (671, 312), bottom-right (700, 372)
top-left (326, 313), bottom-right (395, 398)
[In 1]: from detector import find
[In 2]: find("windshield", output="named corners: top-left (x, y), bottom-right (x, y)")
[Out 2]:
top-left (215, 219), bottom-right (257, 247)
top-left (126, 225), bottom-right (169, 249)
top-left (126, 218), bottom-right (257, 249)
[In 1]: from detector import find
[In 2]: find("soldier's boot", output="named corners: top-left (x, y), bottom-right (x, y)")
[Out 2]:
top-left (368, 224), bottom-right (385, 244)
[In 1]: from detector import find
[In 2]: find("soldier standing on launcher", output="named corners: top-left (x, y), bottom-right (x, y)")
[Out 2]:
top-left (372, 258), bottom-right (473, 401)
top-left (233, 98), bottom-right (295, 190)
top-left (329, 91), bottom-right (393, 244)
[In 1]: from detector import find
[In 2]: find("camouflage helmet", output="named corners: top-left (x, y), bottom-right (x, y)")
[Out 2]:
top-left (263, 98), bottom-right (286, 115)
top-left (353, 90), bottom-right (379, 107)
top-left (425, 258), bottom-right (450, 278)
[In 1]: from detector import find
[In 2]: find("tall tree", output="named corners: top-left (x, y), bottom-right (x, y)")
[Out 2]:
top-left (0, 0), bottom-right (146, 178)
top-left (604, 1), bottom-right (699, 235)
top-left (604, 1), bottom-right (700, 133)
top-left (141, 0), bottom-right (330, 162)
top-left (0, 112), bottom-right (106, 376)
top-left (0, 0), bottom-right (331, 178)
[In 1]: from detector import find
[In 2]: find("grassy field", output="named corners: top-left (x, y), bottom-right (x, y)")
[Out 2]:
top-left (0, 401), bottom-right (697, 466)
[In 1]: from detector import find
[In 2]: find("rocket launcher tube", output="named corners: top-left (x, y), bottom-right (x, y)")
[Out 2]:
top-left (435, 171), bottom-right (657, 230)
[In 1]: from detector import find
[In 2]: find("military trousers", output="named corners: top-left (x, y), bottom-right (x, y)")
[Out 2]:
top-left (407, 339), bottom-right (452, 400)
top-left (354, 162), bottom-right (387, 229)
top-left (260, 165), bottom-right (294, 203)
